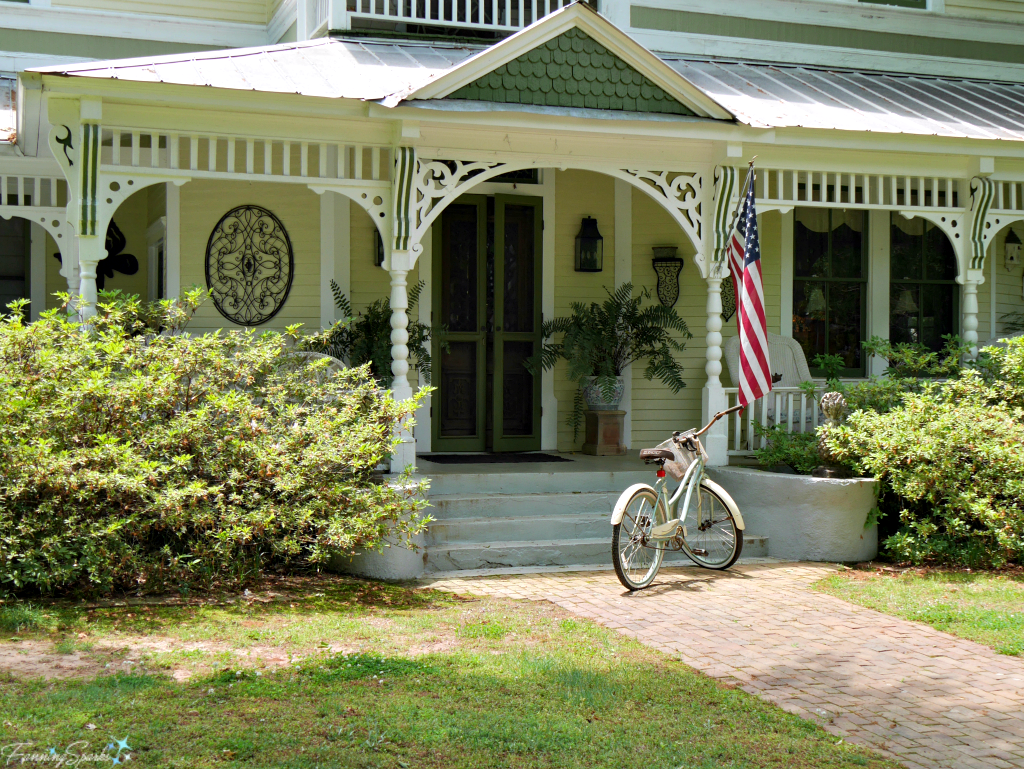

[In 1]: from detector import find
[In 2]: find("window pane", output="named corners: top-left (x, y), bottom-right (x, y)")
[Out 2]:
top-left (829, 283), bottom-right (863, 370)
top-left (890, 285), bottom-right (922, 346)
top-left (924, 224), bottom-right (958, 281)
top-left (920, 283), bottom-right (956, 352)
top-left (891, 214), bottom-right (924, 280)
top-left (794, 209), bottom-right (828, 277)
top-left (793, 280), bottom-right (828, 364)
top-left (831, 211), bottom-right (864, 279)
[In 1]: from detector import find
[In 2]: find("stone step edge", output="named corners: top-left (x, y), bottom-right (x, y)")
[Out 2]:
top-left (427, 492), bottom-right (620, 501)
top-left (419, 555), bottom-right (786, 581)
top-left (426, 533), bottom-right (769, 552)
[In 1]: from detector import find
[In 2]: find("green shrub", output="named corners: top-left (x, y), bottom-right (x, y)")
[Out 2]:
top-left (752, 425), bottom-right (822, 475)
top-left (824, 338), bottom-right (1024, 567)
top-left (0, 292), bottom-right (429, 598)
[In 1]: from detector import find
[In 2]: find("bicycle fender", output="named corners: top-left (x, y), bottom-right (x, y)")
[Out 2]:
top-left (700, 478), bottom-right (745, 530)
top-left (610, 483), bottom-right (657, 525)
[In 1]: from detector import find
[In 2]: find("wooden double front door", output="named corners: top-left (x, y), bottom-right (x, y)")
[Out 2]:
top-left (432, 195), bottom-right (542, 453)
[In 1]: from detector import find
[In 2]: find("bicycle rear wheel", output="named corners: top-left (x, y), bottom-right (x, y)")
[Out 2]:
top-left (612, 487), bottom-right (667, 590)
top-left (680, 482), bottom-right (743, 570)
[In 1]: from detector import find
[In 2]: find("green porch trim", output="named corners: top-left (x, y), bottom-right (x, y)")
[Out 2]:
top-left (713, 166), bottom-right (737, 265)
top-left (448, 28), bottom-right (695, 115)
top-left (80, 122), bottom-right (99, 237)
top-left (631, 6), bottom-right (1024, 66)
top-left (970, 177), bottom-right (995, 271)
top-left (393, 146), bottom-right (416, 253)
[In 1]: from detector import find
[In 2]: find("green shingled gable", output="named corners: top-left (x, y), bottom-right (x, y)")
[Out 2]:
top-left (448, 28), bottom-right (694, 115)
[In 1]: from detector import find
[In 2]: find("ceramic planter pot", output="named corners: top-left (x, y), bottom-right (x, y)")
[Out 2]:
top-left (580, 376), bottom-right (625, 410)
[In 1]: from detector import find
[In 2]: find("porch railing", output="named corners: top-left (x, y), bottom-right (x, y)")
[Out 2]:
top-left (311, 0), bottom-right (581, 37)
top-left (723, 386), bottom-right (825, 457)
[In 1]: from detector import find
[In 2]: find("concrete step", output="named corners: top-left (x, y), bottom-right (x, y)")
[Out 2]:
top-left (423, 468), bottom-right (655, 496)
top-left (426, 513), bottom-right (611, 545)
top-left (427, 492), bottom-right (618, 521)
top-left (423, 533), bottom-right (769, 572)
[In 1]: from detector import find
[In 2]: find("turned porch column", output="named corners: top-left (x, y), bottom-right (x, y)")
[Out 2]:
top-left (702, 274), bottom-right (729, 466)
top-left (963, 275), bottom-right (982, 359)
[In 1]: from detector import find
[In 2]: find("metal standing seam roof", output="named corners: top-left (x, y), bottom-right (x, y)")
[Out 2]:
top-left (29, 37), bottom-right (482, 102)
top-left (663, 57), bottom-right (1024, 142)
top-left (27, 37), bottom-right (1024, 142)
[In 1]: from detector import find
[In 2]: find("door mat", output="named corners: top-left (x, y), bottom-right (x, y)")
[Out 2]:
top-left (418, 453), bottom-right (574, 465)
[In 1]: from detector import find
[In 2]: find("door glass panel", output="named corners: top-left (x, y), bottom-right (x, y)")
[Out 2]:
top-left (828, 283), bottom-right (863, 370)
top-left (441, 204), bottom-right (478, 332)
top-left (440, 342), bottom-right (478, 437)
top-left (921, 283), bottom-right (956, 351)
top-left (793, 280), bottom-right (827, 361)
top-left (502, 341), bottom-right (534, 436)
top-left (502, 204), bottom-right (536, 333)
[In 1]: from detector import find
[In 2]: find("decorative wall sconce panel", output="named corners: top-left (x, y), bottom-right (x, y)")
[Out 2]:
top-left (651, 246), bottom-right (683, 307)
top-left (206, 205), bottom-right (294, 326)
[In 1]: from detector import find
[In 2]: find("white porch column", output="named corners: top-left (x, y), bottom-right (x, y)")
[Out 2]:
top-left (388, 254), bottom-right (416, 472)
top-left (614, 178), bottom-right (632, 449)
top-left (702, 275), bottom-right (729, 466)
top-left (963, 272), bottom-right (982, 359)
top-left (77, 235), bottom-right (104, 322)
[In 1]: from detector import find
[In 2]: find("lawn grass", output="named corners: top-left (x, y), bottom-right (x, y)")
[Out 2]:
top-left (0, 577), bottom-right (897, 768)
top-left (817, 568), bottom-right (1024, 656)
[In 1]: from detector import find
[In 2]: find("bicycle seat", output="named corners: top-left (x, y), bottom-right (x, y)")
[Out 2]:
top-left (639, 448), bottom-right (675, 462)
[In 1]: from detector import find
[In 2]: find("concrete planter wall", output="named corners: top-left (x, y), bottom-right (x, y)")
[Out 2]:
top-left (330, 529), bottom-right (427, 581)
top-left (707, 467), bottom-right (878, 563)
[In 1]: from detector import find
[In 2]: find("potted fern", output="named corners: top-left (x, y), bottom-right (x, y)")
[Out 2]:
top-left (304, 280), bottom-right (443, 387)
top-left (528, 283), bottom-right (691, 446)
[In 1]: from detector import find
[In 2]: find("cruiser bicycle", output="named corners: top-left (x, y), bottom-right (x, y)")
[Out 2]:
top-left (610, 405), bottom-right (746, 590)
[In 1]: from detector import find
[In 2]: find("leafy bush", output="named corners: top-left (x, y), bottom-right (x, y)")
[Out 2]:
top-left (824, 337), bottom-right (1024, 567)
top-left (0, 292), bottom-right (428, 598)
top-left (752, 424), bottom-right (822, 475)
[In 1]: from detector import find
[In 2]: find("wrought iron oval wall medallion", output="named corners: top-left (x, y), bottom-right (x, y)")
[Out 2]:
top-left (205, 205), bottom-right (294, 326)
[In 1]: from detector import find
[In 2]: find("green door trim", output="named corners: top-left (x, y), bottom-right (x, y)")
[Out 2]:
top-left (431, 195), bottom-right (488, 453)
top-left (492, 194), bottom-right (544, 453)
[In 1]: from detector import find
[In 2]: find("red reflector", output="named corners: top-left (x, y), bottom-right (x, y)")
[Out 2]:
top-left (657, 469), bottom-right (666, 478)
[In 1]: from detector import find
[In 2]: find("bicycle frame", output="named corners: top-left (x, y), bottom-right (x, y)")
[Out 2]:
top-left (646, 438), bottom-right (706, 546)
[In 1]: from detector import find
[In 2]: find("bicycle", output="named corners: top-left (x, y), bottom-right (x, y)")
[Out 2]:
top-left (610, 404), bottom-right (747, 590)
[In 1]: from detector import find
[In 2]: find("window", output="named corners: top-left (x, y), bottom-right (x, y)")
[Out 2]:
top-left (793, 208), bottom-right (867, 376)
top-left (0, 216), bottom-right (28, 314)
top-left (858, 0), bottom-right (927, 9)
top-left (889, 213), bottom-right (958, 352)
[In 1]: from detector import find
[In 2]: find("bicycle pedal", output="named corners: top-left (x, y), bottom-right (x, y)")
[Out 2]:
top-left (691, 548), bottom-right (708, 556)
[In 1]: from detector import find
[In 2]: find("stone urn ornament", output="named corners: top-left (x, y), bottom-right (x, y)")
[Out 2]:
top-left (813, 391), bottom-right (850, 478)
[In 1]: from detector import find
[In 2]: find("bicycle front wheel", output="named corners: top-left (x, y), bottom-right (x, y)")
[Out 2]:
top-left (612, 487), bottom-right (667, 590)
top-left (680, 482), bottom-right (743, 570)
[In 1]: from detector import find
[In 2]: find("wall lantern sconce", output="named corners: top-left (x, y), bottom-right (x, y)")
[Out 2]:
top-left (1005, 228), bottom-right (1021, 270)
top-left (374, 229), bottom-right (385, 267)
top-left (651, 246), bottom-right (684, 307)
top-left (574, 216), bottom-right (604, 272)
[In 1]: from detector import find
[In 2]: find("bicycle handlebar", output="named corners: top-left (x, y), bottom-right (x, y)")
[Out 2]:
top-left (693, 403), bottom-right (745, 438)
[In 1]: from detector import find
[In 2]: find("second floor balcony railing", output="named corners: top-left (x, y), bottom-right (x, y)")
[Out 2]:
top-left (304, 0), bottom-right (588, 39)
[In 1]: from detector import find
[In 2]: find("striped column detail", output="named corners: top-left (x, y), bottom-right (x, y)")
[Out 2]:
top-left (79, 123), bottom-right (101, 236)
top-left (970, 176), bottom-right (994, 271)
top-left (713, 166), bottom-right (737, 264)
top-left (392, 146), bottom-right (417, 252)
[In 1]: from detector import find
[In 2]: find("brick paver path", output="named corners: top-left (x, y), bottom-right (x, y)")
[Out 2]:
top-left (422, 562), bottom-right (1024, 769)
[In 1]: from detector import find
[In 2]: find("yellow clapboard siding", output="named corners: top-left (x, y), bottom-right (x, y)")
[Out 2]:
top-left (947, 0), bottom-right (1024, 23)
top-left (180, 180), bottom-right (320, 335)
top-left (53, 0), bottom-right (270, 25)
top-left (553, 170), bottom-right (616, 451)
top-left (628, 187), bottom-right (705, 448)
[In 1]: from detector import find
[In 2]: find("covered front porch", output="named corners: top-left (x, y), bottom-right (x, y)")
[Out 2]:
top-left (6, 3), bottom-right (1024, 477)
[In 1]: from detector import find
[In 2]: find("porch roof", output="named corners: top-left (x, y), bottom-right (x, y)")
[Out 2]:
top-left (29, 35), bottom-right (1024, 142)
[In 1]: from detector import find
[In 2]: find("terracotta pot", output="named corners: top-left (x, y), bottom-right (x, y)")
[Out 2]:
top-left (580, 376), bottom-right (625, 410)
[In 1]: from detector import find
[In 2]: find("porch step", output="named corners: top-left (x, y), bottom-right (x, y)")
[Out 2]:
top-left (423, 534), bottom-right (769, 572)
top-left (422, 467), bottom-right (654, 496)
top-left (427, 512), bottom-right (611, 545)
top-left (427, 492), bottom-right (619, 521)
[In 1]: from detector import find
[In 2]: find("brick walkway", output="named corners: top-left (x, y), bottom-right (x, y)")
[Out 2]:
top-left (422, 562), bottom-right (1024, 769)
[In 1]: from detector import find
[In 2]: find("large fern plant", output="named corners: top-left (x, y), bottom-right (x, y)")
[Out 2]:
top-left (304, 280), bottom-right (442, 388)
top-left (528, 283), bottom-right (691, 437)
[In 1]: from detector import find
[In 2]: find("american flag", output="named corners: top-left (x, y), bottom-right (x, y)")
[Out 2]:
top-left (726, 169), bottom-right (772, 407)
